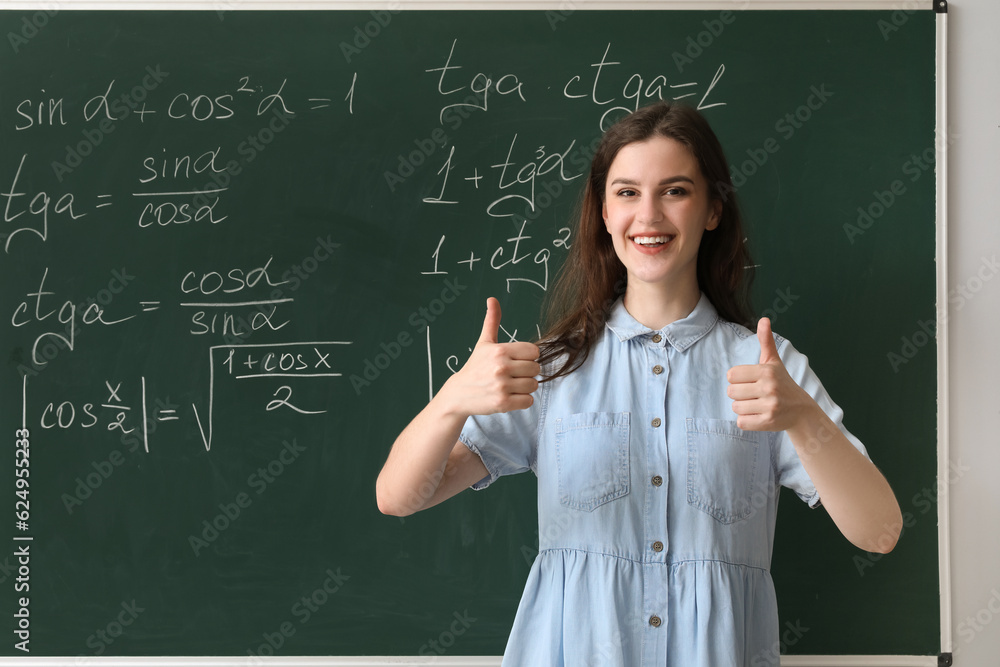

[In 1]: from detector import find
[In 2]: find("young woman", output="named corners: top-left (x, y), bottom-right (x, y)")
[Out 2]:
top-left (377, 102), bottom-right (902, 666)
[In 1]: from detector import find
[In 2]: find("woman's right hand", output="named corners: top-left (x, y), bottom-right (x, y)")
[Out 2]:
top-left (438, 297), bottom-right (541, 417)
top-left (377, 297), bottom-right (537, 515)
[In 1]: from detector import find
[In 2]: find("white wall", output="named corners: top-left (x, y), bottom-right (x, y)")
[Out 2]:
top-left (947, 0), bottom-right (1000, 664)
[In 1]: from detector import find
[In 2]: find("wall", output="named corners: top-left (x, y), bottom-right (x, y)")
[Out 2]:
top-left (947, 0), bottom-right (1000, 664)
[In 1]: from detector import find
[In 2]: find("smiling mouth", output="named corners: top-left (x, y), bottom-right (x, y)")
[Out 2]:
top-left (630, 235), bottom-right (675, 248)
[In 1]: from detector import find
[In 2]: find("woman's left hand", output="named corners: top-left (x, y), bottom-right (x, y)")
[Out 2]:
top-left (726, 317), bottom-right (818, 432)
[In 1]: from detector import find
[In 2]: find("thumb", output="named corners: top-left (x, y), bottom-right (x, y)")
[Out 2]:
top-left (757, 317), bottom-right (780, 365)
top-left (478, 297), bottom-right (501, 344)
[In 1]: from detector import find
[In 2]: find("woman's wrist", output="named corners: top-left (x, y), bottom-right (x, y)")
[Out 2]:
top-left (785, 400), bottom-right (834, 457)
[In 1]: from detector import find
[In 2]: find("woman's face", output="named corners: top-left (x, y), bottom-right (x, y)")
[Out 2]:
top-left (602, 135), bottom-right (721, 292)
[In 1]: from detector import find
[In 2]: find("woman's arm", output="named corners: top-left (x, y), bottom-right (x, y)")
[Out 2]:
top-left (376, 298), bottom-right (540, 517)
top-left (727, 318), bottom-right (903, 554)
top-left (781, 406), bottom-right (902, 553)
top-left (376, 405), bottom-right (487, 517)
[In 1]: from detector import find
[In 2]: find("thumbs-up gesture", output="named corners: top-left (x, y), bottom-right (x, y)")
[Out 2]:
top-left (439, 297), bottom-right (541, 417)
top-left (726, 317), bottom-right (815, 432)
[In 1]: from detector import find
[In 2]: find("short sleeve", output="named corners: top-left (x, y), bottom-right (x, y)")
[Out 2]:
top-left (773, 335), bottom-right (872, 508)
top-left (459, 377), bottom-right (547, 491)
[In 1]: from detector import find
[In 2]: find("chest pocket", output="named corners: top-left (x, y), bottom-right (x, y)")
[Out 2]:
top-left (686, 418), bottom-right (762, 524)
top-left (555, 412), bottom-right (630, 512)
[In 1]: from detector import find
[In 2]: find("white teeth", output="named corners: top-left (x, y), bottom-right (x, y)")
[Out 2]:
top-left (632, 235), bottom-right (673, 245)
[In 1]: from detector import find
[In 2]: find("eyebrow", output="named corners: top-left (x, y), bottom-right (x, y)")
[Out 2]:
top-left (609, 176), bottom-right (696, 186)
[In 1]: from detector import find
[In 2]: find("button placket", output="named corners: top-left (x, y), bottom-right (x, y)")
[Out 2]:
top-left (655, 354), bottom-right (670, 558)
top-left (649, 345), bottom-right (666, 502)
top-left (642, 340), bottom-right (669, 645)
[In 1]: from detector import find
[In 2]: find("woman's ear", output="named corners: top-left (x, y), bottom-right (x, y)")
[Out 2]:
top-left (706, 199), bottom-right (722, 231)
top-left (602, 201), bottom-right (609, 229)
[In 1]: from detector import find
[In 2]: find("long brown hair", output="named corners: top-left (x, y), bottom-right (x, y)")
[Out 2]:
top-left (538, 101), bottom-right (755, 381)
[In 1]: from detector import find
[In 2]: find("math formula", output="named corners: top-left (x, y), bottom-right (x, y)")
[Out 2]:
top-left (2, 33), bottom-right (731, 459)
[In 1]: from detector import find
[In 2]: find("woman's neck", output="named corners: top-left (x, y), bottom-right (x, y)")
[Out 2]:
top-left (621, 277), bottom-right (702, 330)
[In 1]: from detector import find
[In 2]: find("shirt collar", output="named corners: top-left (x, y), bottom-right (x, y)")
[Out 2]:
top-left (605, 292), bottom-right (719, 351)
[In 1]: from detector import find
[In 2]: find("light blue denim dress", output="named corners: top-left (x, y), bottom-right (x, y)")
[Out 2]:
top-left (459, 293), bottom-right (871, 666)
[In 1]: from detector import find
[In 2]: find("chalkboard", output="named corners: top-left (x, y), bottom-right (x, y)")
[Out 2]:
top-left (0, 7), bottom-right (939, 659)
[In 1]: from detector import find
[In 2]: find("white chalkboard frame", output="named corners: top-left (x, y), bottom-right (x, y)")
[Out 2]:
top-left (0, 2), bottom-right (950, 666)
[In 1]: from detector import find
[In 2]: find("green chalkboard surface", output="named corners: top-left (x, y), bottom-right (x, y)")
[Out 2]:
top-left (0, 8), bottom-right (938, 658)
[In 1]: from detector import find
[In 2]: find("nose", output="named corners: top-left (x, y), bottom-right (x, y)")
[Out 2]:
top-left (636, 194), bottom-right (664, 225)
